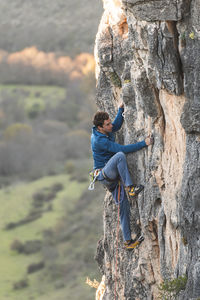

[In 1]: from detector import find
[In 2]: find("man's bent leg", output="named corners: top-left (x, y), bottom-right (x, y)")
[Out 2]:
top-left (103, 152), bottom-right (133, 187)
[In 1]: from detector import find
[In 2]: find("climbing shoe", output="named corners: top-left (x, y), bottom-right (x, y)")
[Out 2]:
top-left (124, 235), bottom-right (144, 250)
top-left (127, 184), bottom-right (144, 197)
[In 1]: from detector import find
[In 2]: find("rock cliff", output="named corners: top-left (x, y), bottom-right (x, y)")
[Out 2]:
top-left (94, 1), bottom-right (200, 299)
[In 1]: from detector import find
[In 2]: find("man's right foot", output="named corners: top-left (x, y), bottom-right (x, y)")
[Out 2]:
top-left (124, 235), bottom-right (144, 250)
top-left (128, 184), bottom-right (144, 197)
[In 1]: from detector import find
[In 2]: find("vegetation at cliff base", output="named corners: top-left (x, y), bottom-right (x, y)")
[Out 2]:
top-left (159, 274), bottom-right (187, 300)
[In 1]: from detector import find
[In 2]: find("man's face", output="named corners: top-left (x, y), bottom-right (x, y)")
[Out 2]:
top-left (98, 118), bottom-right (113, 134)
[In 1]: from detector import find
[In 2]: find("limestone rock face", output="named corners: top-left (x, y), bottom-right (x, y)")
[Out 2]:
top-left (94, 0), bottom-right (200, 299)
top-left (122, 0), bottom-right (189, 21)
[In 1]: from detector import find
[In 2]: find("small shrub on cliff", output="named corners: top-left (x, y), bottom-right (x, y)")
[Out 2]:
top-left (182, 236), bottom-right (188, 246)
top-left (159, 274), bottom-right (187, 300)
top-left (109, 72), bottom-right (122, 88)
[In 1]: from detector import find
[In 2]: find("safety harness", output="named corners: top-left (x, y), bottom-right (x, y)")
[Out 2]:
top-left (88, 169), bottom-right (118, 191)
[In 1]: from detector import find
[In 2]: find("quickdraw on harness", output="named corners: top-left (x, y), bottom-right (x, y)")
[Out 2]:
top-left (88, 169), bottom-right (101, 190)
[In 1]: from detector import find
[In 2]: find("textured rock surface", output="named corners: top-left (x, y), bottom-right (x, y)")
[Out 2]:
top-left (94, 0), bottom-right (200, 299)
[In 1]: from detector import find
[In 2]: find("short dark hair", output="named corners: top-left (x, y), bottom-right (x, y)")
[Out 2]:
top-left (93, 111), bottom-right (109, 128)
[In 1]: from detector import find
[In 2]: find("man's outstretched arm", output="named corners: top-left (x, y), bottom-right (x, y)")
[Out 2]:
top-left (112, 103), bottom-right (124, 132)
top-left (98, 135), bottom-right (153, 154)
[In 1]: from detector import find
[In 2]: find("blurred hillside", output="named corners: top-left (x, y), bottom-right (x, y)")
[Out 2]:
top-left (0, 0), bottom-right (103, 56)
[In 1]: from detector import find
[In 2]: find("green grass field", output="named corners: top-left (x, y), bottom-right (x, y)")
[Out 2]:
top-left (0, 84), bottom-right (66, 103)
top-left (0, 174), bottom-right (102, 300)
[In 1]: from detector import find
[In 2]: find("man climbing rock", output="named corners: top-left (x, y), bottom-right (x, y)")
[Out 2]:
top-left (90, 103), bottom-right (153, 249)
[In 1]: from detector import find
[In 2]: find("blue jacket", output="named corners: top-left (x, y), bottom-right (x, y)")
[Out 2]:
top-left (91, 107), bottom-right (147, 169)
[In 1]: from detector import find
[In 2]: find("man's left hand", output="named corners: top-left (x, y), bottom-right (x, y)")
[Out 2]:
top-left (145, 136), bottom-right (154, 146)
